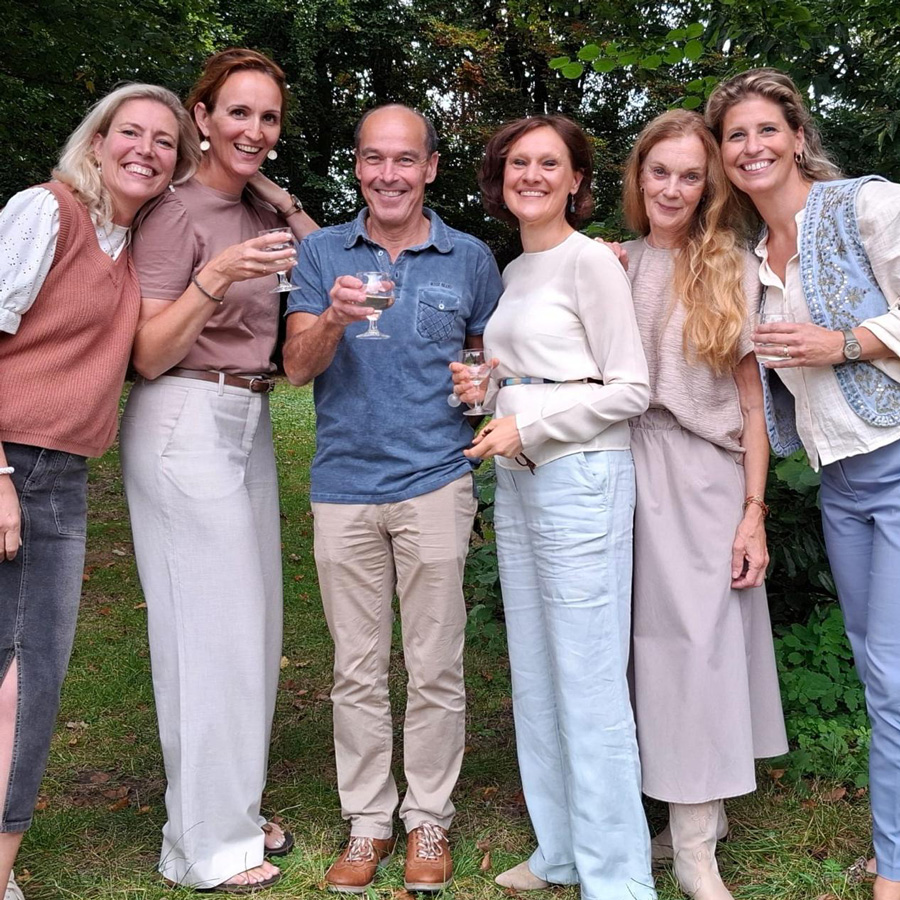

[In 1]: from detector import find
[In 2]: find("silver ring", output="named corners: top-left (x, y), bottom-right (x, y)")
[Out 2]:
top-left (782, 345), bottom-right (791, 359)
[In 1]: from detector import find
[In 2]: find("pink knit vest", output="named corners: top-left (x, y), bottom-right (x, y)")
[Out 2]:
top-left (0, 182), bottom-right (140, 457)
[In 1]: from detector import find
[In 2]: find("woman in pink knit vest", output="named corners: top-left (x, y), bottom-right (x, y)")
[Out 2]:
top-left (0, 84), bottom-right (198, 900)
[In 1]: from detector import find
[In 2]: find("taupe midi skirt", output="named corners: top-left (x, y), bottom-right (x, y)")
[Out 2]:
top-left (630, 408), bottom-right (787, 803)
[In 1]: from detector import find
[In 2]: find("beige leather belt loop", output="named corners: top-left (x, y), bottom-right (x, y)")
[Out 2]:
top-left (164, 367), bottom-right (276, 394)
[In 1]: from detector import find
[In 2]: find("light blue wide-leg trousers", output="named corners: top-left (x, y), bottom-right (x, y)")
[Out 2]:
top-left (820, 438), bottom-right (900, 882)
top-left (495, 450), bottom-right (656, 900)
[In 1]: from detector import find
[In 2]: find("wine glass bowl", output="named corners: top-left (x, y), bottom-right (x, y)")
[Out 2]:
top-left (755, 312), bottom-right (790, 362)
top-left (459, 348), bottom-right (491, 416)
top-left (355, 271), bottom-right (394, 340)
top-left (258, 228), bottom-right (296, 294)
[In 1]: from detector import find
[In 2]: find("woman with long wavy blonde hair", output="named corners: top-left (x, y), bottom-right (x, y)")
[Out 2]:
top-left (621, 109), bottom-right (787, 900)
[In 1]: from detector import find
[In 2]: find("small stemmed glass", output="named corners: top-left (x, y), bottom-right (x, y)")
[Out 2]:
top-left (458, 348), bottom-right (492, 416)
top-left (258, 228), bottom-right (296, 294)
top-left (355, 271), bottom-right (395, 340)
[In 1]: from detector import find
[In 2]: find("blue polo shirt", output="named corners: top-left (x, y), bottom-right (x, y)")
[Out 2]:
top-left (286, 208), bottom-right (502, 504)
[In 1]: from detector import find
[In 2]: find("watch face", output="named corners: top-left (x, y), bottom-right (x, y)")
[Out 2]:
top-left (844, 337), bottom-right (862, 360)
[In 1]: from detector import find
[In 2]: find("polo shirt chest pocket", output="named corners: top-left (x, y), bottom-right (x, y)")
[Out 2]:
top-left (416, 289), bottom-right (460, 342)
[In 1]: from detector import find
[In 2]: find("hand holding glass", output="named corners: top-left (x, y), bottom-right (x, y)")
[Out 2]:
top-left (355, 271), bottom-right (395, 340)
top-left (258, 228), bottom-right (296, 294)
top-left (755, 312), bottom-right (790, 362)
top-left (458, 349), bottom-right (491, 416)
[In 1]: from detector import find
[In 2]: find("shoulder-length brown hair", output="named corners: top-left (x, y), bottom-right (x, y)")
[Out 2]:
top-left (185, 48), bottom-right (289, 130)
top-left (622, 109), bottom-right (747, 375)
top-left (479, 115), bottom-right (594, 228)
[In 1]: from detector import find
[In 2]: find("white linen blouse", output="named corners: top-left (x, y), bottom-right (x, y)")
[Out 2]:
top-left (755, 180), bottom-right (900, 469)
top-left (0, 186), bottom-right (129, 335)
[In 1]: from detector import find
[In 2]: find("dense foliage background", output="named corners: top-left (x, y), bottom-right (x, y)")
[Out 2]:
top-left (4, 0), bottom-right (900, 264)
top-left (6, 0), bottom-right (897, 782)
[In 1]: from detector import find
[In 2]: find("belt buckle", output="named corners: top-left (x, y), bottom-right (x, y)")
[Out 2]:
top-left (248, 376), bottom-right (275, 394)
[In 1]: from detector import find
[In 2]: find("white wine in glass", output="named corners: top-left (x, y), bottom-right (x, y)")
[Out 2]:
top-left (460, 348), bottom-right (491, 416)
top-left (258, 228), bottom-right (296, 294)
top-left (355, 271), bottom-right (395, 340)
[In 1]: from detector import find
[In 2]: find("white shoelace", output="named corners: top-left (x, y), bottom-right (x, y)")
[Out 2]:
top-left (344, 836), bottom-right (376, 863)
top-left (415, 823), bottom-right (446, 860)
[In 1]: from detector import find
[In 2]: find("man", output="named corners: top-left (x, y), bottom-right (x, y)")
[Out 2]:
top-left (283, 104), bottom-right (502, 893)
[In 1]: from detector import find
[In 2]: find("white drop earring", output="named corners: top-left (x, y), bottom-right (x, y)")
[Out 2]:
top-left (267, 148), bottom-right (278, 161)
top-left (200, 138), bottom-right (210, 152)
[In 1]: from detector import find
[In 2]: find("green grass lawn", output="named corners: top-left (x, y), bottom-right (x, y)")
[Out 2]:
top-left (18, 384), bottom-right (876, 899)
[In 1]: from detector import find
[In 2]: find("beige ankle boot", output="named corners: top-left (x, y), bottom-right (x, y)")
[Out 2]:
top-left (669, 801), bottom-right (734, 899)
top-left (652, 800), bottom-right (729, 863)
top-left (494, 861), bottom-right (550, 891)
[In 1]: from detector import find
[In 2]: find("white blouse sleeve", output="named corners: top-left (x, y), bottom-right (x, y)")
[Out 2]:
top-left (516, 243), bottom-right (650, 449)
top-left (856, 180), bottom-right (900, 381)
top-left (0, 187), bottom-right (60, 335)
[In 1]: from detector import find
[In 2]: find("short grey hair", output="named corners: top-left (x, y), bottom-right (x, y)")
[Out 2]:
top-left (354, 104), bottom-right (439, 156)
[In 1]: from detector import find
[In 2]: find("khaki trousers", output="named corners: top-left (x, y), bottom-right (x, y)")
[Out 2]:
top-left (312, 473), bottom-right (477, 838)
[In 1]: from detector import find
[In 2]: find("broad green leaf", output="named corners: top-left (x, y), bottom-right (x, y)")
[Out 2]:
top-left (666, 27), bottom-right (687, 40)
top-left (592, 57), bottom-right (617, 73)
top-left (684, 39), bottom-right (704, 60)
top-left (561, 61), bottom-right (584, 79)
top-left (682, 95), bottom-right (702, 109)
top-left (664, 46), bottom-right (684, 64)
top-left (686, 22), bottom-right (705, 38)
top-left (577, 43), bottom-right (600, 60)
top-left (617, 50), bottom-right (639, 65)
top-left (641, 54), bottom-right (662, 69)
top-left (549, 55), bottom-right (570, 69)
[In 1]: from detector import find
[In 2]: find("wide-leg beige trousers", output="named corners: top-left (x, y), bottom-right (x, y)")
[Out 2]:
top-left (312, 473), bottom-right (477, 839)
top-left (120, 376), bottom-right (283, 887)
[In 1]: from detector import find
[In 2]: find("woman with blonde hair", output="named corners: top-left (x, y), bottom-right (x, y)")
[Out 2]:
top-left (0, 82), bottom-right (197, 900)
top-left (621, 109), bottom-right (787, 900)
top-left (707, 67), bottom-right (900, 900)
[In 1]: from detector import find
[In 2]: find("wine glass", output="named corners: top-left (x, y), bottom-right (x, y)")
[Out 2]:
top-left (355, 271), bottom-right (395, 340)
top-left (258, 228), bottom-right (296, 294)
top-left (459, 348), bottom-right (491, 416)
top-left (755, 312), bottom-right (790, 362)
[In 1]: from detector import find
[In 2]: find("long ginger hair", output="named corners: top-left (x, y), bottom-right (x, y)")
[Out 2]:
top-left (623, 110), bottom-right (747, 375)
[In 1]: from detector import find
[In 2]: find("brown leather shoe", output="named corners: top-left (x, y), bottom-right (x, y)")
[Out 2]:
top-left (404, 823), bottom-right (452, 891)
top-left (325, 836), bottom-right (396, 893)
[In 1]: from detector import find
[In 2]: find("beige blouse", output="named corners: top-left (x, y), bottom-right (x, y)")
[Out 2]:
top-left (755, 179), bottom-right (900, 469)
top-left (623, 240), bottom-right (759, 456)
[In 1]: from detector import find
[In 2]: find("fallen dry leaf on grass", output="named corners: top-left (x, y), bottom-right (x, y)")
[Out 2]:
top-left (480, 851), bottom-right (492, 871)
top-left (822, 786), bottom-right (847, 802)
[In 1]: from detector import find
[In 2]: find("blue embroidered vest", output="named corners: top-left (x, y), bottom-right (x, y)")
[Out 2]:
top-left (761, 175), bottom-right (900, 456)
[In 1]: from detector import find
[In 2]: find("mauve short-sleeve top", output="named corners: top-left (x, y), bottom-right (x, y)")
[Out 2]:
top-left (131, 178), bottom-right (284, 375)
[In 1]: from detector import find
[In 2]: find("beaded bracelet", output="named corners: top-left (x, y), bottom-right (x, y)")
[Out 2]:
top-left (742, 495), bottom-right (770, 518)
top-left (0, 466), bottom-right (14, 476)
top-left (191, 274), bottom-right (225, 304)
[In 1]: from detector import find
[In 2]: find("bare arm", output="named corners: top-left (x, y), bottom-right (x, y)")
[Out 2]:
top-left (731, 352), bottom-right (770, 589)
top-left (282, 276), bottom-right (373, 385)
top-left (246, 172), bottom-right (320, 240)
top-left (0, 443), bottom-right (20, 562)
top-left (131, 232), bottom-right (297, 379)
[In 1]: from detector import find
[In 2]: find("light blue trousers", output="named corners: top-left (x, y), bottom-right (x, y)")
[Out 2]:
top-left (821, 438), bottom-right (900, 882)
top-left (495, 451), bottom-right (656, 900)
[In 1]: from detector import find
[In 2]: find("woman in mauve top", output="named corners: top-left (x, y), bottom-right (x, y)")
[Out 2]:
top-left (120, 48), bottom-right (317, 894)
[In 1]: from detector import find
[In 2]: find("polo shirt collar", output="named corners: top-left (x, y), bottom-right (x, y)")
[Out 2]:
top-left (344, 207), bottom-right (453, 254)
